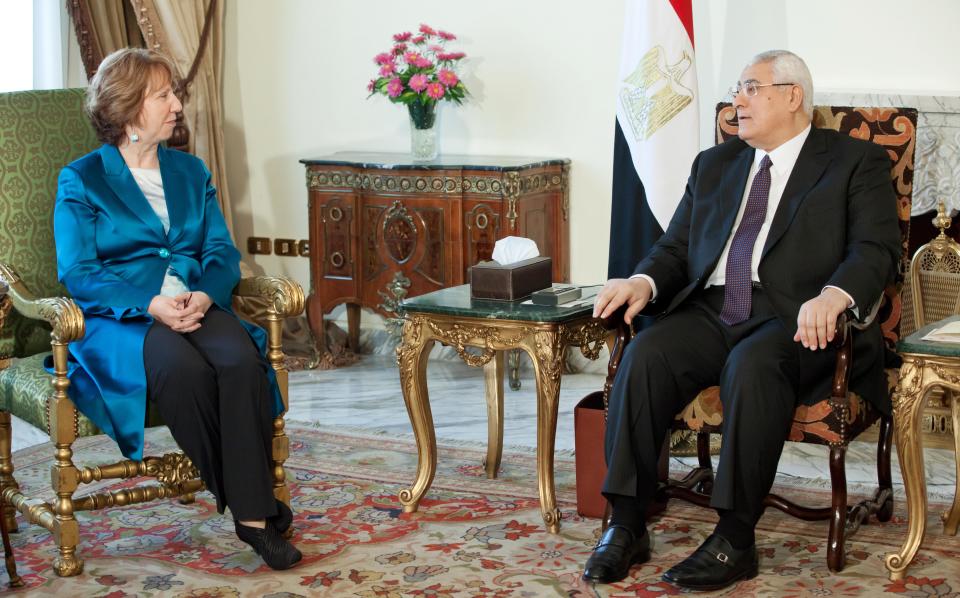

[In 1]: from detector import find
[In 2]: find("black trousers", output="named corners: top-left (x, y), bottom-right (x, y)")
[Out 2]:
top-left (602, 286), bottom-right (836, 528)
top-left (143, 306), bottom-right (278, 521)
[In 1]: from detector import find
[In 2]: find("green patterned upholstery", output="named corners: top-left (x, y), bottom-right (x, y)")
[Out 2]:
top-left (0, 353), bottom-right (100, 436)
top-left (0, 89), bottom-right (99, 358)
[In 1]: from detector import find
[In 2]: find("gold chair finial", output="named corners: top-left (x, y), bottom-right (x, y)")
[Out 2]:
top-left (933, 201), bottom-right (952, 239)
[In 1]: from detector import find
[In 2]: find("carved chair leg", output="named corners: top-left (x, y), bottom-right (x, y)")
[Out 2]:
top-left (876, 415), bottom-right (895, 522)
top-left (50, 343), bottom-right (83, 577)
top-left (656, 433), bottom-right (670, 490)
top-left (0, 495), bottom-right (21, 588)
top-left (265, 311), bottom-right (292, 507)
top-left (944, 391), bottom-right (960, 535)
top-left (178, 493), bottom-right (196, 505)
top-left (695, 432), bottom-right (714, 494)
top-left (0, 412), bottom-right (19, 533)
top-left (827, 445), bottom-right (848, 572)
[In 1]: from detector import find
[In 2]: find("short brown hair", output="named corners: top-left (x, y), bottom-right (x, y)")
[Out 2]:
top-left (85, 48), bottom-right (179, 146)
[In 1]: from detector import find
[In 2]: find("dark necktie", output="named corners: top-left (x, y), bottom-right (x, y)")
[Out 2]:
top-left (720, 155), bottom-right (773, 326)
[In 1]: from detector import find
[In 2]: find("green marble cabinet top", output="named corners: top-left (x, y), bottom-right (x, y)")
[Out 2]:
top-left (401, 284), bottom-right (597, 323)
top-left (898, 315), bottom-right (960, 357)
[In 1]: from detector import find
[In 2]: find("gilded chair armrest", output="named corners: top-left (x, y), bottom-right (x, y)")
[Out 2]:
top-left (233, 275), bottom-right (305, 319)
top-left (0, 262), bottom-right (84, 343)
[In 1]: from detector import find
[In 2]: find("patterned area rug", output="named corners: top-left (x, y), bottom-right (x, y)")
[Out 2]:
top-left (1, 423), bottom-right (959, 596)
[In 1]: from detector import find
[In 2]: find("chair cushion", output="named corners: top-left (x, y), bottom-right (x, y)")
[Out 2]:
top-left (0, 353), bottom-right (100, 437)
top-left (673, 367), bottom-right (897, 447)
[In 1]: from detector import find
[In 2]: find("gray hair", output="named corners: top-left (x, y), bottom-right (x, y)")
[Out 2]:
top-left (747, 50), bottom-right (813, 118)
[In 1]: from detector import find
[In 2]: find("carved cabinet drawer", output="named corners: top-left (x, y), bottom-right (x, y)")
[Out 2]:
top-left (301, 152), bottom-right (570, 352)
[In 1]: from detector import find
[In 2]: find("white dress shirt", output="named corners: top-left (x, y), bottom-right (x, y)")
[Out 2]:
top-left (633, 124), bottom-right (855, 311)
top-left (705, 124), bottom-right (811, 287)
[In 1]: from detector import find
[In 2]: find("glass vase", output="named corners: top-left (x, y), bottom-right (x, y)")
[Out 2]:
top-left (408, 102), bottom-right (438, 161)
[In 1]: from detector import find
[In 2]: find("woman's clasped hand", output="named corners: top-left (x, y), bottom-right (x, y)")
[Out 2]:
top-left (147, 291), bottom-right (213, 333)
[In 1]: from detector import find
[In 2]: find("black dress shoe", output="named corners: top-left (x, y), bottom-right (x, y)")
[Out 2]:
top-left (662, 533), bottom-right (758, 591)
top-left (582, 524), bottom-right (651, 584)
top-left (269, 499), bottom-right (293, 535)
top-left (235, 521), bottom-right (303, 570)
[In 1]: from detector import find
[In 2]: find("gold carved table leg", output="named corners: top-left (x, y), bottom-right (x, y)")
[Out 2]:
top-left (944, 390), bottom-right (960, 535)
top-left (396, 317), bottom-right (437, 514)
top-left (886, 356), bottom-right (960, 580)
top-left (483, 352), bottom-right (505, 479)
top-left (521, 330), bottom-right (564, 533)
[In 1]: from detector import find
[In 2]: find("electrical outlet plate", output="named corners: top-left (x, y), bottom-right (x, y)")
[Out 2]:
top-left (297, 239), bottom-right (310, 257)
top-left (274, 238), bottom-right (298, 256)
top-left (247, 237), bottom-right (271, 255)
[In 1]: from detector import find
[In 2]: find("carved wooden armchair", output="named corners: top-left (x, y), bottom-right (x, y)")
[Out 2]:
top-left (0, 89), bottom-right (304, 576)
top-left (597, 104), bottom-right (917, 572)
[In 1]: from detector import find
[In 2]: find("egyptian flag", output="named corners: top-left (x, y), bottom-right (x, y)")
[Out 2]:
top-left (608, 0), bottom-right (699, 280)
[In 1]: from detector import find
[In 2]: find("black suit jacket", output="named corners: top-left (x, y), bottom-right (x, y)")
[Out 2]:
top-left (633, 127), bottom-right (901, 412)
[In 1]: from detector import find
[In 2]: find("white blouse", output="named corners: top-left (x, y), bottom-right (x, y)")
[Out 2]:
top-left (129, 167), bottom-right (190, 298)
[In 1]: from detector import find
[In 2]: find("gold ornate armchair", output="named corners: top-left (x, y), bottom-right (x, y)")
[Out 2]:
top-left (910, 202), bottom-right (960, 331)
top-left (0, 89), bottom-right (304, 576)
top-left (597, 104), bottom-right (917, 572)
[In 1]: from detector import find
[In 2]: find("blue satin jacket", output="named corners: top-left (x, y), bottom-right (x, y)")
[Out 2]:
top-left (51, 144), bottom-right (283, 460)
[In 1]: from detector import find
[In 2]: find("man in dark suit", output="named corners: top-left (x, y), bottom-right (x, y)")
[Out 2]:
top-left (582, 50), bottom-right (900, 591)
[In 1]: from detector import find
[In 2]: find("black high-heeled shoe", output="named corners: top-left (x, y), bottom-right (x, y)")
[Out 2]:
top-left (270, 499), bottom-right (293, 535)
top-left (235, 520), bottom-right (302, 570)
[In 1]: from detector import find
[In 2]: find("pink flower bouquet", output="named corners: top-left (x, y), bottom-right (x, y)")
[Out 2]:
top-left (367, 23), bottom-right (468, 130)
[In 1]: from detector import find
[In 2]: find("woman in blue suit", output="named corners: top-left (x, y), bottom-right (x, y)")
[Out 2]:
top-left (54, 48), bottom-right (301, 570)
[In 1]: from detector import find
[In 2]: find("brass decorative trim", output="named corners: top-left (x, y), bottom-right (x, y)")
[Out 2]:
top-left (147, 453), bottom-right (200, 486)
top-left (382, 200), bottom-right (416, 240)
top-left (377, 271), bottom-right (412, 315)
top-left (306, 168), bottom-right (564, 202)
top-left (559, 319), bottom-right (607, 360)
top-left (426, 320), bottom-right (532, 367)
top-left (502, 171), bottom-right (521, 230)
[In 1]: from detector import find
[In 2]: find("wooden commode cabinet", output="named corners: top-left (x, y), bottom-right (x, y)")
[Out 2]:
top-left (300, 152), bottom-right (570, 351)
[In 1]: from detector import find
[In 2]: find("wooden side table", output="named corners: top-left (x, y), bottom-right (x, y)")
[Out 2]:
top-left (395, 285), bottom-right (605, 532)
top-left (299, 153), bottom-right (570, 354)
top-left (886, 315), bottom-right (960, 581)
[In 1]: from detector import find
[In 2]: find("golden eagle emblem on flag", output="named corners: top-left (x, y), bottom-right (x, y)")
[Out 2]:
top-left (620, 45), bottom-right (694, 141)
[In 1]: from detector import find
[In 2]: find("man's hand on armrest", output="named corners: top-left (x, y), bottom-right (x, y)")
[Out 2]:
top-left (793, 287), bottom-right (853, 351)
top-left (593, 277), bottom-right (654, 323)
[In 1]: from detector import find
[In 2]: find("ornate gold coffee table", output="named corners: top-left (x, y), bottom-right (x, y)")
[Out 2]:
top-left (886, 315), bottom-right (960, 580)
top-left (395, 284), bottom-right (605, 532)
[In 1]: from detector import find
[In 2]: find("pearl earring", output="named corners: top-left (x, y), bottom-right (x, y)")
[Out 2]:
top-left (130, 132), bottom-right (140, 143)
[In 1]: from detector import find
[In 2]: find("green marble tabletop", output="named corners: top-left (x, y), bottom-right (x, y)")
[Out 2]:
top-left (401, 284), bottom-right (599, 323)
top-left (898, 315), bottom-right (960, 357)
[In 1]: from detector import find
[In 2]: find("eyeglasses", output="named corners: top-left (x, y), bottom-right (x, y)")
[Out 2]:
top-left (728, 81), bottom-right (796, 99)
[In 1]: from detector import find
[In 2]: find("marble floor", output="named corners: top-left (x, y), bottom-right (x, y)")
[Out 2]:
top-left (9, 333), bottom-right (959, 504)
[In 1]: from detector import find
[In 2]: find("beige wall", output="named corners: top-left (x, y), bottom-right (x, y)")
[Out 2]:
top-left (223, 0), bottom-right (960, 291)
